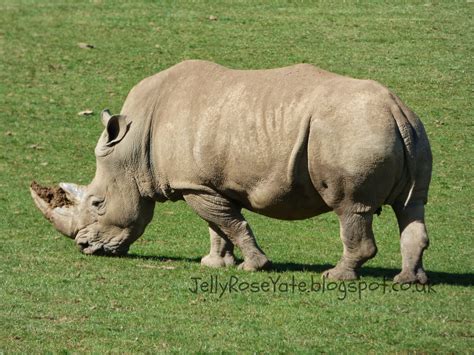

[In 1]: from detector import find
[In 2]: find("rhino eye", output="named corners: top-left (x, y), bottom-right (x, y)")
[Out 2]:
top-left (92, 199), bottom-right (101, 207)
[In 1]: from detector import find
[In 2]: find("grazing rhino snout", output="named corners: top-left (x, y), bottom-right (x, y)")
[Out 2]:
top-left (76, 239), bottom-right (130, 256)
top-left (74, 225), bottom-right (133, 256)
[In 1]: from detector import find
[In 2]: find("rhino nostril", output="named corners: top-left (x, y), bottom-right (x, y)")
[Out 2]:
top-left (77, 241), bottom-right (89, 252)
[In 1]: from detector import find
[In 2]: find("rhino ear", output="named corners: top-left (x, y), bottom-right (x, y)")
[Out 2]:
top-left (105, 114), bottom-right (130, 147)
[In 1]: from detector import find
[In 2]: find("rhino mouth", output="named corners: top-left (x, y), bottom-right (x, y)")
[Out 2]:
top-left (76, 238), bottom-right (129, 256)
top-left (76, 240), bottom-right (107, 256)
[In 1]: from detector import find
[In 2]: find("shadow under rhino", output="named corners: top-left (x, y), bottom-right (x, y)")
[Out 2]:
top-left (126, 254), bottom-right (474, 287)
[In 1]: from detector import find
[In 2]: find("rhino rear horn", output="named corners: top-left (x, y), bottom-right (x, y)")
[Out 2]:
top-left (59, 182), bottom-right (86, 204)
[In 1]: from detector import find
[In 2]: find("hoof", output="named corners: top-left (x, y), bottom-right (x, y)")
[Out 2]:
top-left (201, 254), bottom-right (226, 268)
top-left (394, 269), bottom-right (428, 284)
top-left (223, 253), bottom-right (237, 267)
top-left (237, 257), bottom-right (272, 271)
top-left (322, 267), bottom-right (358, 281)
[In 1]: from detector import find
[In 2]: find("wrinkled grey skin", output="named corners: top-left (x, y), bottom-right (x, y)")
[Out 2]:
top-left (31, 60), bottom-right (432, 283)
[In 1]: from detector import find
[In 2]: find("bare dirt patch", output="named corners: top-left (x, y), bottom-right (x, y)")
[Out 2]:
top-left (31, 181), bottom-right (72, 208)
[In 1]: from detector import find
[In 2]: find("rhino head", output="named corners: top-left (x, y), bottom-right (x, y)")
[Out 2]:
top-left (30, 110), bottom-right (155, 256)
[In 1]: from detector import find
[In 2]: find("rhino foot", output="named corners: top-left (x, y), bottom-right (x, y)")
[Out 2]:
top-left (238, 256), bottom-right (272, 271)
top-left (322, 266), bottom-right (358, 281)
top-left (201, 253), bottom-right (236, 268)
top-left (223, 253), bottom-right (237, 267)
top-left (394, 268), bottom-right (428, 284)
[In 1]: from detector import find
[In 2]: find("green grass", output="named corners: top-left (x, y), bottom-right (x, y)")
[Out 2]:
top-left (1, 0), bottom-right (473, 352)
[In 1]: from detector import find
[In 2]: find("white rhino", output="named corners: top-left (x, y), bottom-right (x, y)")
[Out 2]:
top-left (31, 60), bottom-right (432, 283)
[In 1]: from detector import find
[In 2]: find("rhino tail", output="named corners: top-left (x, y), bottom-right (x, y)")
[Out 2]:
top-left (391, 103), bottom-right (417, 207)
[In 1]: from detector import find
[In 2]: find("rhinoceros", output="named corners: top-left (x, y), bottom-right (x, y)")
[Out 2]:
top-left (31, 60), bottom-right (432, 283)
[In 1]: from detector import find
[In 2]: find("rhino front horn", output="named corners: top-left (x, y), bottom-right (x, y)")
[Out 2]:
top-left (30, 181), bottom-right (83, 239)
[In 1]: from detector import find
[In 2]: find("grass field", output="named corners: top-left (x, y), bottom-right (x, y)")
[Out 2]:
top-left (1, 0), bottom-right (473, 352)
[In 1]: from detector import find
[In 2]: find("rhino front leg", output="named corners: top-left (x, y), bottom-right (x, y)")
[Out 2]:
top-left (184, 191), bottom-right (271, 271)
top-left (323, 212), bottom-right (377, 281)
top-left (201, 223), bottom-right (236, 268)
top-left (392, 202), bottom-right (429, 284)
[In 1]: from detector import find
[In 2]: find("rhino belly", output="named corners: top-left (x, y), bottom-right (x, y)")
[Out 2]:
top-left (219, 176), bottom-right (331, 220)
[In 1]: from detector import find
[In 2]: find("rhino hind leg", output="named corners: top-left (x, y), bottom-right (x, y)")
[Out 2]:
top-left (201, 223), bottom-right (236, 268)
top-left (392, 202), bottom-right (429, 284)
top-left (323, 212), bottom-right (377, 281)
top-left (183, 191), bottom-right (271, 271)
